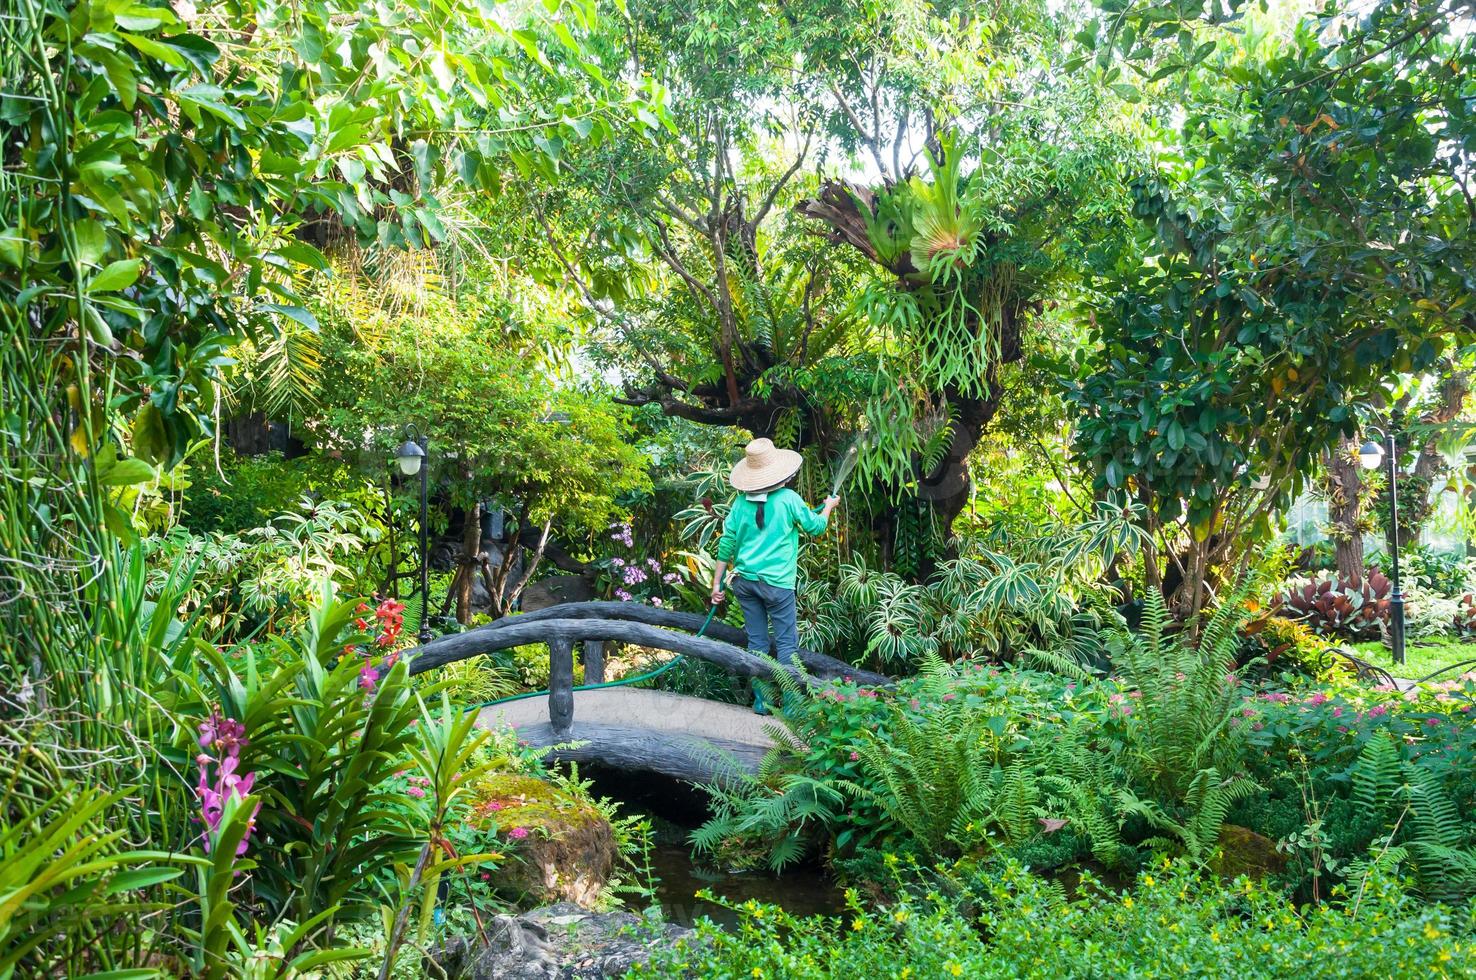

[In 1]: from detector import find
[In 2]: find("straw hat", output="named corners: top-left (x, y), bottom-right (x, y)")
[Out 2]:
top-left (729, 438), bottom-right (803, 492)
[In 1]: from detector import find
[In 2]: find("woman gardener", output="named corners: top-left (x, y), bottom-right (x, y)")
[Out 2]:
top-left (710, 438), bottom-right (839, 665)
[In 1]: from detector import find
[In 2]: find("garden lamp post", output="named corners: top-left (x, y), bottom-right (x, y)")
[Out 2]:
top-left (394, 427), bottom-right (433, 644)
top-left (1358, 409), bottom-right (1406, 666)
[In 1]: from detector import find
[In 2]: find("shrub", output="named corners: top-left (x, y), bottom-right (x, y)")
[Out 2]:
top-left (631, 859), bottom-right (1476, 979)
top-left (1404, 582), bottom-right (1462, 641)
top-left (1455, 594), bottom-right (1476, 638)
top-left (1402, 546), bottom-right (1476, 598)
top-left (1241, 614), bottom-right (1331, 675)
top-left (1277, 572), bottom-right (1391, 639)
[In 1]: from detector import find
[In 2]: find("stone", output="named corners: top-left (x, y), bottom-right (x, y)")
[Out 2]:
top-left (467, 773), bottom-right (617, 907)
top-left (521, 574), bottom-right (596, 612)
top-left (428, 904), bottom-right (693, 980)
top-left (1211, 824), bottom-right (1288, 880)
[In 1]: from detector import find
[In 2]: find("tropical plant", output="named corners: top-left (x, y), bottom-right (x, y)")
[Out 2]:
top-left (376, 693), bottom-right (500, 979)
top-left (843, 658), bottom-right (1010, 857)
top-left (1345, 733), bottom-right (1476, 903)
top-left (185, 585), bottom-right (425, 923)
top-left (1107, 587), bottom-right (1255, 803)
top-left (0, 786), bottom-right (179, 978)
top-left (1276, 573), bottom-right (1393, 640)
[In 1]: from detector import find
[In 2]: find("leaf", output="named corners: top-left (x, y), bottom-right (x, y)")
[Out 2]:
top-left (274, 241), bottom-right (329, 271)
top-left (105, 866), bottom-right (184, 893)
top-left (88, 258), bottom-right (141, 293)
top-left (260, 303), bottom-right (319, 330)
top-left (122, 32), bottom-right (190, 69)
top-left (0, 226), bottom-right (26, 268)
top-left (132, 402), bottom-right (168, 464)
top-left (82, 302), bottom-right (115, 347)
top-left (98, 457), bottom-right (156, 486)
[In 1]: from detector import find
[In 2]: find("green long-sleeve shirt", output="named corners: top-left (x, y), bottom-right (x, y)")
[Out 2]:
top-left (716, 488), bottom-right (828, 590)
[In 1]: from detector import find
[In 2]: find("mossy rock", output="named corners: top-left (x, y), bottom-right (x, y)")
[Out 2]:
top-left (1211, 824), bottom-right (1287, 880)
top-left (466, 772), bottom-right (615, 908)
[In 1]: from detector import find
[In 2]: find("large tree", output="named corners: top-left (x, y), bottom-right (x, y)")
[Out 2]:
top-left (1070, 0), bottom-right (1476, 617)
top-left (529, 0), bottom-right (1132, 571)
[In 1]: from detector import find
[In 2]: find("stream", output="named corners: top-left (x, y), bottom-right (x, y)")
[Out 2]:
top-left (575, 763), bottom-right (846, 928)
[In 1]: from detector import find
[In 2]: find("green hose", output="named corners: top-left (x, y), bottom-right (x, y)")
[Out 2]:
top-left (466, 603), bottom-right (722, 711)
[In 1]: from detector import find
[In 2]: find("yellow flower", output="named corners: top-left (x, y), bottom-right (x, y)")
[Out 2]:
top-left (947, 965), bottom-right (963, 977)
top-left (900, 970), bottom-right (913, 979)
top-left (1440, 950), bottom-right (1452, 963)
top-left (1123, 896), bottom-right (1134, 909)
top-left (752, 970), bottom-right (763, 979)
top-left (893, 909), bottom-right (910, 923)
top-left (1425, 924), bottom-right (1443, 941)
top-left (1143, 875), bottom-right (1155, 887)
top-left (852, 918), bottom-right (865, 931)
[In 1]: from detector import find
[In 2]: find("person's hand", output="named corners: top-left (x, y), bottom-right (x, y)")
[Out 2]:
top-left (822, 495), bottom-right (840, 516)
top-left (710, 586), bottom-right (725, 605)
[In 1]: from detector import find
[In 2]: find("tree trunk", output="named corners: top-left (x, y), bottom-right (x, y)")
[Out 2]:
top-left (1325, 441), bottom-right (1366, 582)
top-left (453, 503), bottom-right (482, 625)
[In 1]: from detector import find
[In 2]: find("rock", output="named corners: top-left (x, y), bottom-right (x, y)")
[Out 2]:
top-left (428, 903), bottom-right (693, 979)
top-left (467, 773), bottom-right (617, 907)
top-left (521, 575), bottom-right (596, 612)
top-left (1211, 824), bottom-right (1287, 880)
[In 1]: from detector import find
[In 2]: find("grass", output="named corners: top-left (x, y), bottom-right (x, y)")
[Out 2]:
top-left (1348, 634), bottom-right (1476, 680)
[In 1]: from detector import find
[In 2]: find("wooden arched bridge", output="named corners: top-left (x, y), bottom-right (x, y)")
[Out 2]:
top-left (405, 602), bottom-right (889, 784)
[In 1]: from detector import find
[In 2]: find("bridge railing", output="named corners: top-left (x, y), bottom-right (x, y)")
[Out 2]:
top-left (403, 601), bottom-right (890, 739)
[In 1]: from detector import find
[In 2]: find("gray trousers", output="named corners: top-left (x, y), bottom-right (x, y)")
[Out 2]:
top-left (731, 576), bottom-right (798, 661)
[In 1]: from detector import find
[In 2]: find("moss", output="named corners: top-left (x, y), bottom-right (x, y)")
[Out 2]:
top-left (466, 772), bottom-right (605, 832)
top-left (1210, 824), bottom-right (1287, 880)
top-left (464, 771), bottom-right (616, 907)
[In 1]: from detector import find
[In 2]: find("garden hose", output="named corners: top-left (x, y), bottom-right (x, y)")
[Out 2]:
top-left (466, 603), bottom-right (722, 712)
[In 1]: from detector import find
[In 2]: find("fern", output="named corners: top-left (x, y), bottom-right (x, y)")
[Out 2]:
top-left (1108, 583), bottom-right (1253, 802)
top-left (1349, 733), bottom-right (1476, 900)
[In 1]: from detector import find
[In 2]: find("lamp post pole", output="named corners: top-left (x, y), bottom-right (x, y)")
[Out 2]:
top-left (395, 427), bottom-right (433, 645)
top-left (1385, 410), bottom-right (1405, 667)
top-left (416, 433), bottom-right (431, 644)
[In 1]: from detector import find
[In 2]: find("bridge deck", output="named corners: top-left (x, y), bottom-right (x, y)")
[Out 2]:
top-left (476, 688), bottom-right (777, 784)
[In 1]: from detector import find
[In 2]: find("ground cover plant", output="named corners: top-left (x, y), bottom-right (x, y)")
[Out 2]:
top-left (5, 0), bottom-right (1476, 973)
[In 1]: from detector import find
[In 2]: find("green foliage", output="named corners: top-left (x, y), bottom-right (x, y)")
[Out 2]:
top-left (190, 588), bottom-right (425, 923)
top-left (802, 503), bottom-right (1139, 669)
top-left (843, 659), bottom-right (1009, 857)
top-left (147, 497), bottom-right (386, 637)
top-left (0, 786), bottom-right (179, 978)
top-left (308, 259), bottom-right (650, 534)
top-left (1346, 733), bottom-right (1476, 903)
top-left (632, 859), bottom-right (1476, 979)
top-left (1108, 587), bottom-right (1255, 801)
top-left (1069, 1), bottom-right (1476, 612)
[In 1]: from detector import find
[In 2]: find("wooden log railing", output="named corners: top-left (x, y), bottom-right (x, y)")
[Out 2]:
top-left (402, 601), bottom-right (892, 741)
top-left (453, 600), bottom-right (891, 686)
